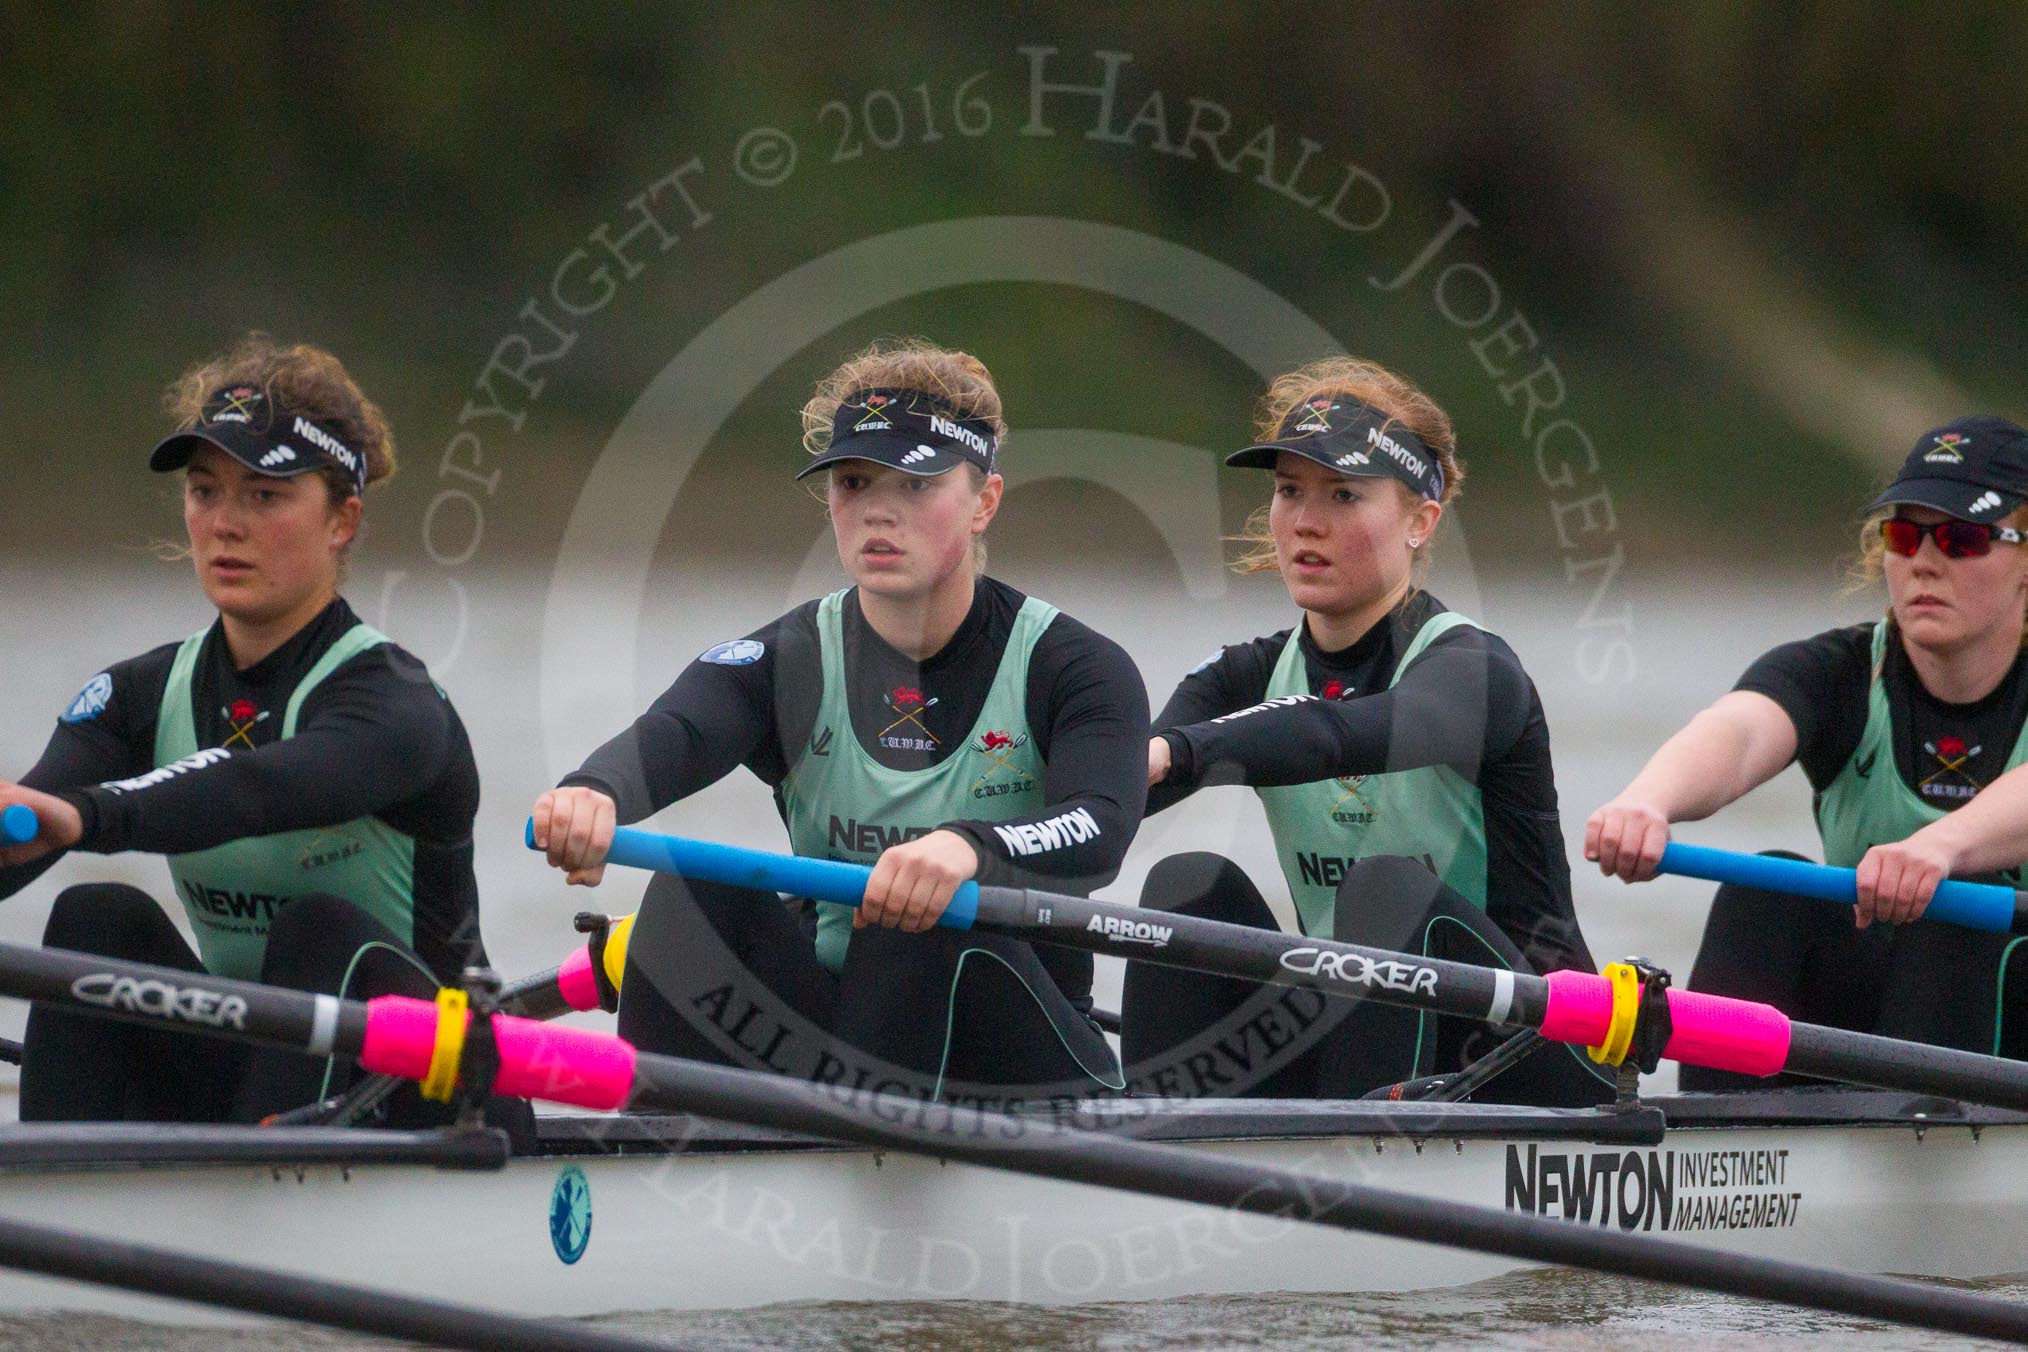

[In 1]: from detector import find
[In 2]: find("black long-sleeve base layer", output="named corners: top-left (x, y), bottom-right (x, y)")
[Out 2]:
top-left (561, 578), bottom-right (1149, 898)
top-left (1, 598), bottom-right (488, 981)
top-left (1148, 592), bottom-right (1594, 978)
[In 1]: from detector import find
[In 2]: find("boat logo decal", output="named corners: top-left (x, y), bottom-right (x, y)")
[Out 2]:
top-left (70, 973), bottom-right (249, 1030)
top-left (550, 1164), bottom-right (593, 1265)
top-left (700, 638), bottom-right (765, 666)
top-left (61, 672), bottom-right (113, 724)
top-left (1086, 914), bottom-right (1173, 948)
top-left (1280, 947), bottom-right (1438, 995)
top-left (1504, 1144), bottom-right (1801, 1234)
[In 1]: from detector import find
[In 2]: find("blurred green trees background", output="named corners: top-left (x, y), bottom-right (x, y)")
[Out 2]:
top-left (1, 3), bottom-right (2021, 572)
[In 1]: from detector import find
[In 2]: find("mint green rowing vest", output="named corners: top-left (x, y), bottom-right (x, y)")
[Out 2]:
top-left (154, 623), bottom-right (418, 979)
top-left (1815, 620), bottom-right (2028, 869)
top-left (1256, 611), bottom-right (1490, 939)
top-left (781, 589), bottom-right (1055, 973)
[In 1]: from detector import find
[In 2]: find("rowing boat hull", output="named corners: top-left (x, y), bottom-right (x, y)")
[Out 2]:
top-left (0, 1092), bottom-right (2021, 1323)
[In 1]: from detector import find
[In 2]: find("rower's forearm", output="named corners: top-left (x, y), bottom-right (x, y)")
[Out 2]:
top-left (1621, 705), bottom-right (1784, 823)
top-left (1914, 765), bottom-right (2028, 877)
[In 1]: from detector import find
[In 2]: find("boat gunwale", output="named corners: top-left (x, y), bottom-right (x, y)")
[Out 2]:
top-left (2, 1087), bottom-right (2019, 1173)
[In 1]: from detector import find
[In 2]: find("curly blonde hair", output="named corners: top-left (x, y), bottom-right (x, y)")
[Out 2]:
top-left (165, 333), bottom-right (398, 506)
top-left (801, 338), bottom-right (1005, 571)
top-left (1230, 356), bottom-right (1465, 575)
top-left (800, 337), bottom-right (1006, 459)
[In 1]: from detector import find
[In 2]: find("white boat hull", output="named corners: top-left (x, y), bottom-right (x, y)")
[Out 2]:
top-left (0, 1095), bottom-right (2023, 1324)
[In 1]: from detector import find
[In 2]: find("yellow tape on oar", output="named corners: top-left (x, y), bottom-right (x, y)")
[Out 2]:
top-left (420, 987), bottom-right (469, 1102)
top-left (1587, 962), bottom-right (1641, 1065)
top-left (601, 912), bottom-right (635, 995)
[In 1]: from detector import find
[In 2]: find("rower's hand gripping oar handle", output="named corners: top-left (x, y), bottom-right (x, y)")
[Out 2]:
top-left (1, 804), bottom-right (37, 846)
top-left (523, 819), bottom-right (982, 928)
top-left (1658, 842), bottom-right (2028, 934)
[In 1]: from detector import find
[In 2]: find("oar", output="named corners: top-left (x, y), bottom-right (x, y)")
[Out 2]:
top-left (0, 1213), bottom-right (689, 1352)
top-left (1659, 841), bottom-right (2028, 933)
top-left (570, 824), bottom-right (2028, 1112)
top-left (264, 924), bottom-right (634, 1126)
top-left (3, 940), bottom-right (2027, 1344)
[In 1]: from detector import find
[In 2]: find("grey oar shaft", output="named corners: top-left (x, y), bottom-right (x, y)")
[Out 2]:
top-left (0, 1216), bottom-right (688, 1352)
top-left (974, 885), bottom-right (2028, 1109)
top-left (623, 1053), bottom-right (2028, 1345)
top-left (973, 885), bottom-right (1549, 1025)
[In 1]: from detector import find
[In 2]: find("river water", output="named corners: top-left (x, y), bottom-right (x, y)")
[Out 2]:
top-left (8, 556), bottom-right (2012, 1349)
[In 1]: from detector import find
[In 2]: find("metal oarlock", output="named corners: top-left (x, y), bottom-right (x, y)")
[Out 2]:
top-left (1609, 957), bottom-right (1674, 1111)
top-left (453, 966), bottom-right (503, 1127)
top-left (572, 912), bottom-right (622, 1013)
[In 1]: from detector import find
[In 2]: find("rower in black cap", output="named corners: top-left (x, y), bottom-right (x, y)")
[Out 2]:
top-left (1126, 355), bottom-right (1615, 1105)
top-left (531, 338), bottom-right (1148, 1103)
top-left (1590, 415), bottom-right (2028, 1083)
top-left (0, 333), bottom-right (522, 1132)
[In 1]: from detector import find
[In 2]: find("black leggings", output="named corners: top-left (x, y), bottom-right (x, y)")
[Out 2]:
top-left (1119, 853), bottom-right (1615, 1106)
top-left (616, 872), bottom-right (1120, 1103)
top-left (1683, 862), bottom-right (2028, 1091)
top-left (22, 882), bottom-right (534, 1139)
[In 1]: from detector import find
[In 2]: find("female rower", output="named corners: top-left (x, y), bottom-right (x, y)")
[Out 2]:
top-left (532, 339), bottom-right (1148, 1102)
top-left (0, 335), bottom-right (510, 1128)
top-left (1589, 416), bottom-right (2028, 1087)
top-left (1127, 356), bottom-right (1612, 1105)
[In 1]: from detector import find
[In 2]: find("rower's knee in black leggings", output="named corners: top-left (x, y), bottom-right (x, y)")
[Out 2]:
top-left (42, 882), bottom-right (188, 959)
top-left (1331, 855), bottom-right (1451, 952)
top-left (1139, 851), bottom-right (1269, 920)
top-left (258, 892), bottom-right (432, 997)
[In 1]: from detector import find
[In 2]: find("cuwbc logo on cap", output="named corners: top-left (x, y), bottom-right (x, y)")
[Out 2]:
top-left (1925, 432), bottom-right (1970, 464)
top-left (1292, 398), bottom-right (1335, 436)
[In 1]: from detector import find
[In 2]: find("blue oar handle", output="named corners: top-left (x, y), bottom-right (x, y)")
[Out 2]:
top-left (523, 820), bottom-right (981, 929)
top-left (0, 804), bottom-right (36, 846)
top-left (1658, 842), bottom-right (2027, 934)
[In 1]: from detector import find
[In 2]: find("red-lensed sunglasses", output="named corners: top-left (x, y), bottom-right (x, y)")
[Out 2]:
top-left (1881, 516), bottom-right (2026, 559)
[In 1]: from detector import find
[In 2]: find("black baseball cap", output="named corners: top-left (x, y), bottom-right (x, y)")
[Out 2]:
top-left (1226, 395), bottom-right (1445, 501)
top-left (1866, 415), bottom-right (2028, 524)
top-left (795, 388), bottom-right (998, 481)
top-left (149, 384), bottom-right (367, 496)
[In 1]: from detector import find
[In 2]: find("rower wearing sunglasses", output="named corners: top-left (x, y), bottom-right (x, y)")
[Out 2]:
top-left (1589, 415), bottom-right (2028, 1083)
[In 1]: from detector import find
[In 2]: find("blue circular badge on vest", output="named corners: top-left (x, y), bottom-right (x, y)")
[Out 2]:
top-left (549, 1165), bottom-right (592, 1265)
top-left (700, 639), bottom-right (765, 666)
